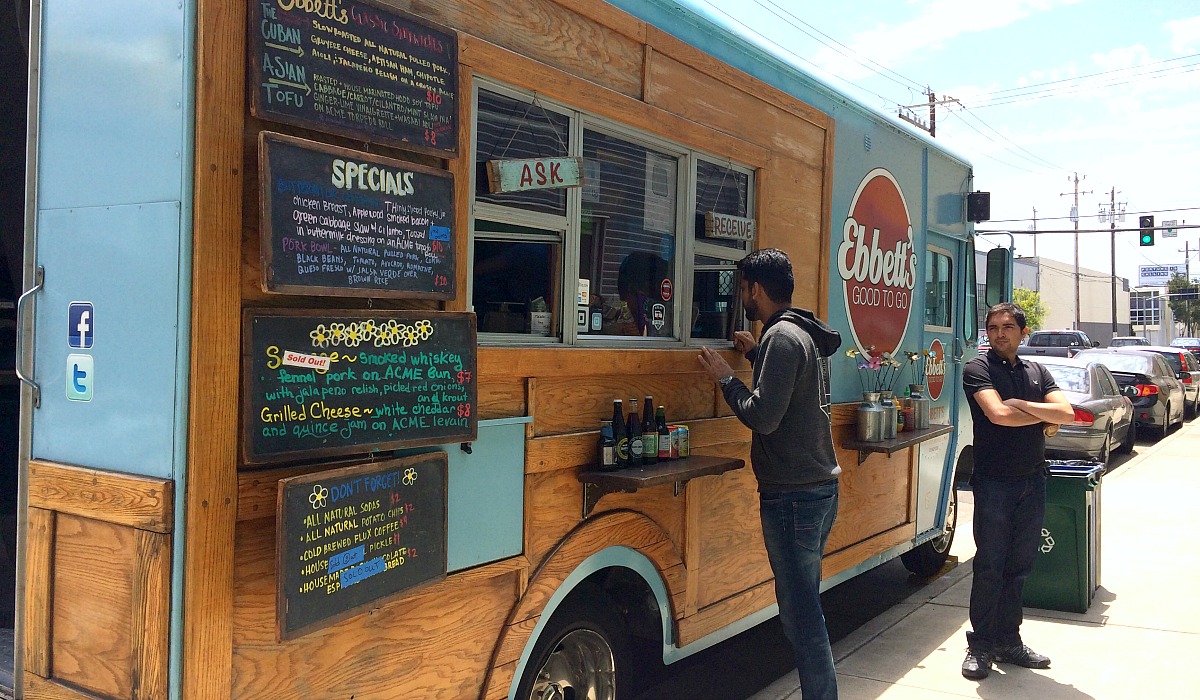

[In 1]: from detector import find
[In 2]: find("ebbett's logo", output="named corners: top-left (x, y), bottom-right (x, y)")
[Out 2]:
top-left (837, 169), bottom-right (917, 359)
top-left (926, 339), bottom-right (946, 401)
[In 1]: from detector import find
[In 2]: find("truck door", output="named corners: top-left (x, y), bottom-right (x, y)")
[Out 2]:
top-left (912, 232), bottom-right (973, 536)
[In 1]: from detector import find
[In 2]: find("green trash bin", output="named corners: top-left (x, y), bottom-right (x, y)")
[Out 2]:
top-left (1022, 461), bottom-right (1103, 613)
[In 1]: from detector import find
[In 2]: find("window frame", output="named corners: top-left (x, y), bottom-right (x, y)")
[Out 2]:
top-left (924, 244), bottom-right (954, 333)
top-left (469, 77), bottom-right (757, 347)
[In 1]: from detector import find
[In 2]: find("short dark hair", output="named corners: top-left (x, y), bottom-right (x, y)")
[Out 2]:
top-left (737, 248), bottom-right (793, 304)
top-left (985, 302), bottom-right (1027, 329)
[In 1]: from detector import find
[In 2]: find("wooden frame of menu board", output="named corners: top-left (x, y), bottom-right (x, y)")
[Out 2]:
top-left (258, 132), bottom-right (456, 299)
top-left (241, 308), bottom-right (478, 465)
top-left (247, 0), bottom-right (458, 157)
top-left (275, 452), bottom-right (448, 640)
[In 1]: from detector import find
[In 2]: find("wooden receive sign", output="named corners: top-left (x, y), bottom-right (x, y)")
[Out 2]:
top-left (486, 157), bottom-right (584, 194)
top-left (704, 211), bottom-right (756, 242)
top-left (259, 132), bottom-right (456, 298)
top-left (276, 453), bottom-right (447, 639)
top-left (243, 309), bottom-right (478, 464)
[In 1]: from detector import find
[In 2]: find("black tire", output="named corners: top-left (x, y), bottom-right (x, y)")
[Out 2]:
top-left (1157, 404), bottom-right (1171, 440)
top-left (514, 583), bottom-right (632, 700)
top-left (1097, 429), bottom-right (1112, 467)
top-left (1115, 420), bottom-right (1135, 454)
top-left (901, 485), bottom-right (957, 578)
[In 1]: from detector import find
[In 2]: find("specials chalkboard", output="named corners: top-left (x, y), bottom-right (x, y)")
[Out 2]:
top-left (277, 453), bottom-right (447, 639)
top-left (249, 0), bottom-right (457, 155)
top-left (260, 133), bottom-right (455, 298)
top-left (243, 309), bottom-right (477, 464)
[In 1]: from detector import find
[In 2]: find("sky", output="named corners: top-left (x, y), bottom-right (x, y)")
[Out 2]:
top-left (676, 0), bottom-right (1200, 287)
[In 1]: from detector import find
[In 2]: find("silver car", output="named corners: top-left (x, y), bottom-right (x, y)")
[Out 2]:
top-left (1036, 356), bottom-right (1136, 465)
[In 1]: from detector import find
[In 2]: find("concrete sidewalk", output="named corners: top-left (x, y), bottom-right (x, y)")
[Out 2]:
top-left (751, 417), bottom-right (1200, 699)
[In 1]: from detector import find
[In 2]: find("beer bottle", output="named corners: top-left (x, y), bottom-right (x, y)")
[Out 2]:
top-left (611, 400), bottom-right (629, 468)
top-left (656, 406), bottom-right (671, 460)
top-left (641, 396), bottom-right (657, 465)
top-left (627, 398), bottom-right (643, 465)
top-left (600, 420), bottom-right (617, 471)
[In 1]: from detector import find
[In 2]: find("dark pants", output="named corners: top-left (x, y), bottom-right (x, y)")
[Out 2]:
top-left (967, 470), bottom-right (1047, 651)
top-left (759, 480), bottom-right (840, 700)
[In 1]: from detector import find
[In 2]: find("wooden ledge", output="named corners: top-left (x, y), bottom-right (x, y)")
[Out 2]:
top-left (27, 460), bottom-right (174, 532)
top-left (577, 454), bottom-right (745, 517)
top-left (841, 424), bottom-right (954, 464)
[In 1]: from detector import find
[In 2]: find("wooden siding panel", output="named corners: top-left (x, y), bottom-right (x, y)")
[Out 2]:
top-left (479, 374), bottom-right (526, 421)
top-left (416, 0), bottom-right (645, 98)
top-left (825, 446), bottom-right (912, 554)
top-left (646, 50), bottom-right (827, 165)
top-left (51, 514), bottom-right (136, 699)
top-left (24, 508), bottom-right (54, 678)
top-left (132, 530), bottom-right (172, 700)
top-left (28, 460), bottom-right (173, 533)
top-left (229, 519), bottom-right (516, 700)
top-left (531, 374), bottom-right (715, 436)
top-left (756, 154), bottom-right (826, 310)
top-left (694, 466), bottom-right (772, 609)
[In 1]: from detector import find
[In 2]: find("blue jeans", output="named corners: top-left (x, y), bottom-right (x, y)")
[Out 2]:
top-left (760, 480), bottom-right (839, 700)
top-left (968, 470), bottom-right (1047, 652)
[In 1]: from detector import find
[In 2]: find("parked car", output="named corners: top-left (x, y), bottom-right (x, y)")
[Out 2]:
top-left (1017, 329), bottom-right (1099, 358)
top-left (1036, 356), bottom-right (1135, 464)
top-left (1073, 349), bottom-right (1186, 439)
top-left (1106, 346), bottom-right (1200, 418)
top-left (1171, 337), bottom-right (1200, 355)
top-left (1110, 336), bottom-right (1150, 347)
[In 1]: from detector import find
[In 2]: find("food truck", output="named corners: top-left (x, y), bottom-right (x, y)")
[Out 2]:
top-left (2, 0), bottom-right (1011, 698)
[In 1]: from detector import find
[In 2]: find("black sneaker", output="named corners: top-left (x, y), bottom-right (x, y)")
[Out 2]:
top-left (961, 649), bottom-right (992, 679)
top-left (994, 643), bottom-right (1051, 669)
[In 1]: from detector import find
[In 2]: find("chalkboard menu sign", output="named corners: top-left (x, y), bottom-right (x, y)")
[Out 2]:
top-left (260, 133), bottom-right (455, 298)
top-left (249, 0), bottom-right (457, 155)
top-left (243, 309), bottom-right (477, 464)
top-left (277, 453), bottom-right (447, 639)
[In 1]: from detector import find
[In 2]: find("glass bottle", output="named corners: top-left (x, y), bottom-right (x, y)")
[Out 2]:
top-left (611, 400), bottom-right (629, 468)
top-left (600, 420), bottom-right (616, 471)
top-left (627, 398), bottom-right (643, 465)
top-left (641, 396), bottom-right (657, 465)
top-left (656, 406), bottom-right (671, 460)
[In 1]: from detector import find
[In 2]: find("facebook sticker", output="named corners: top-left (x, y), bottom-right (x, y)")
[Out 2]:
top-left (66, 354), bottom-right (93, 402)
top-left (68, 302), bottom-right (94, 349)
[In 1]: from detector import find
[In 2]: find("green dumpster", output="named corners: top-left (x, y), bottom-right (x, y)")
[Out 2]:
top-left (1023, 461), bottom-right (1103, 613)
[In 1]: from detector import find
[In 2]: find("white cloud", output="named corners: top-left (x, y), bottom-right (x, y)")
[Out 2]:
top-left (1166, 16), bottom-right (1200, 54)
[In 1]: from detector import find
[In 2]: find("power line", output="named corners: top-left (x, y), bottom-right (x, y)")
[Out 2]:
top-left (944, 110), bottom-right (1062, 173)
top-left (987, 207), bottom-right (1200, 225)
top-left (968, 61), bottom-right (1200, 109)
top-left (980, 52), bottom-right (1200, 98)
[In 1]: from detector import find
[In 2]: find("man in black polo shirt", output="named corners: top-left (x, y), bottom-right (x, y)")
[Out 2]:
top-left (960, 302), bottom-right (1073, 680)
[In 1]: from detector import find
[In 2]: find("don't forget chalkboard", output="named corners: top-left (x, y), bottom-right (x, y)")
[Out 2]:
top-left (260, 133), bottom-right (455, 298)
top-left (277, 453), bottom-right (447, 639)
top-left (243, 309), bottom-right (477, 464)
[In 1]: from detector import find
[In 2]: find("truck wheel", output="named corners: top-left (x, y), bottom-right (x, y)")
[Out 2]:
top-left (1115, 420), bottom-right (1135, 454)
top-left (515, 583), bottom-right (631, 700)
top-left (901, 486), bottom-right (957, 578)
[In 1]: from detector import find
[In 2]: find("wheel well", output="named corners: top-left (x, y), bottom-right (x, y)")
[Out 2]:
top-left (580, 567), bottom-right (664, 646)
top-left (954, 444), bottom-right (974, 485)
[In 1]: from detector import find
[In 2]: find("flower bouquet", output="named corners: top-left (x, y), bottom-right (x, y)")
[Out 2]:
top-left (845, 346), bottom-right (905, 395)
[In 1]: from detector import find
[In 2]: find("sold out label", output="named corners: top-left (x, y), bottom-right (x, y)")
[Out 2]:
top-left (836, 168), bottom-right (916, 357)
top-left (282, 349), bottom-right (332, 372)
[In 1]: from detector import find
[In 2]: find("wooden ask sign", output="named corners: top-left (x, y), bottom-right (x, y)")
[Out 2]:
top-left (704, 211), bottom-right (756, 242)
top-left (487, 157), bottom-right (583, 194)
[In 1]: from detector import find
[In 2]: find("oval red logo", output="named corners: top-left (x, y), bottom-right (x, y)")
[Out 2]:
top-left (926, 338), bottom-right (946, 401)
top-left (660, 278), bottom-right (673, 302)
top-left (836, 169), bottom-right (916, 358)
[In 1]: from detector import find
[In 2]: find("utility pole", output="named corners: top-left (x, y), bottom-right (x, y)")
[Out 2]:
top-left (898, 88), bottom-right (961, 138)
top-left (1030, 207), bottom-right (1038, 257)
top-left (1060, 173), bottom-right (1092, 330)
top-left (1101, 187), bottom-right (1125, 338)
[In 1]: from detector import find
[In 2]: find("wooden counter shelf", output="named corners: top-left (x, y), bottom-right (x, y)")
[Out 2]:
top-left (841, 424), bottom-right (954, 464)
top-left (577, 454), bottom-right (746, 517)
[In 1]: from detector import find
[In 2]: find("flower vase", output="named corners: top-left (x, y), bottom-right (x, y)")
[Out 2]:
top-left (856, 392), bottom-right (886, 443)
top-left (880, 391), bottom-right (898, 439)
top-left (908, 383), bottom-right (931, 430)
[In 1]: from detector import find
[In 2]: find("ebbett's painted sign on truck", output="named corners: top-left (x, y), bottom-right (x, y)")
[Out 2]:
top-left (836, 168), bottom-right (917, 358)
top-left (926, 338), bottom-right (946, 401)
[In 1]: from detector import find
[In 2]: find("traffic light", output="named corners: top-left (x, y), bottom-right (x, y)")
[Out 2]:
top-left (1139, 215), bottom-right (1155, 246)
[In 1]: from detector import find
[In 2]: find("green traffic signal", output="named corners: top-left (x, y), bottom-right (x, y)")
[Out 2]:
top-left (1139, 215), bottom-right (1155, 246)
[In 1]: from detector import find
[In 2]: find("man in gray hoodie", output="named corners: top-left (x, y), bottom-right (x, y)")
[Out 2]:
top-left (698, 248), bottom-right (842, 700)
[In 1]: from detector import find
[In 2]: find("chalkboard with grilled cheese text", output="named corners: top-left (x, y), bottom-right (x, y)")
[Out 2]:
top-left (243, 308), bottom-right (477, 464)
top-left (276, 453), bottom-right (447, 639)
